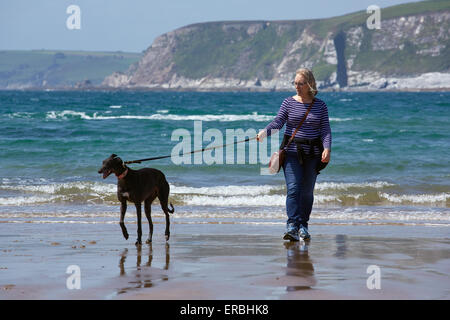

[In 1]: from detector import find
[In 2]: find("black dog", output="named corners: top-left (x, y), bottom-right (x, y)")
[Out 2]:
top-left (98, 154), bottom-right (174, 245)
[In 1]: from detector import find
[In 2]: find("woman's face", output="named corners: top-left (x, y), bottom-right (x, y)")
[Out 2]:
top-left (294, 75), bottom-right (309, 97)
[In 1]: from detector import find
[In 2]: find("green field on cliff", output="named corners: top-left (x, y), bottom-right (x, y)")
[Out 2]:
top-left (0, 50), bottom-right (141, 88)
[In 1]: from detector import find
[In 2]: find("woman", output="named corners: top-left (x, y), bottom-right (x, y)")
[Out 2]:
top-left (257, 68), bottom-right (331, 241)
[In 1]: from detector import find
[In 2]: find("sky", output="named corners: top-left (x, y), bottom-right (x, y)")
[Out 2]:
top-left (0, 0), bottom-right (420, 52)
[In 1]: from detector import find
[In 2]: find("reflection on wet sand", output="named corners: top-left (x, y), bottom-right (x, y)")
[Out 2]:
top-left (282, 235), bottom-right (349, 293)
top-left (117, 244), bottom-right (170, 294)
top-left (284, 241), bottom-right (316, 291)
top-left (334, 234), bottom-right (347, 259)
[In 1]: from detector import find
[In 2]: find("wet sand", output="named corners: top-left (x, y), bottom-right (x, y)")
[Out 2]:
top-left (0, 222), bottom-right (449, 299)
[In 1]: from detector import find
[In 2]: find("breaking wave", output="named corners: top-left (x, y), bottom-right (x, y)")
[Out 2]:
top-left (1, 179), bottom-right (448, 208)
top-left (5, 110), bottom-right (361, 123)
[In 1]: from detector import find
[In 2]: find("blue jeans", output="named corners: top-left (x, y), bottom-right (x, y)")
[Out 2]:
top-left (282, 151), bottom-right (320, 230)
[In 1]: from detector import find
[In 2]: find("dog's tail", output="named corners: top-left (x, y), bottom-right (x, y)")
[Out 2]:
top-left (168, 203), bottom-right (174, 214)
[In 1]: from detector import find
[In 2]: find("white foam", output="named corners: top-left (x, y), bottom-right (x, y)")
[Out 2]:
top-left (314, 181), bottom-right (394, 191)
top-left (3, 208), bottom-right (448, 224)
top-left (312, 208), bottom-right (450, 222)
top-left (172, 181), bottom-right (394, 196)
top-left (379, 192), bottom-right (450, 204)
top-left (45, 110), bottom-right (273, 122)
top-left (7, 112), bottom-right (34, 119)
top-left (171, 184), bottom-right (283, 196)
top-left (329, 117), bottom-right (362, 122)
top-left (178, 193), bottom-right (340, 206)
top-left (182, 194), bottom-right (285, 206)
top-left (0, 181), bottom-right (116, 195)
top-left (0, 181), bottom-right (117, 205)
top-left (13, 110), bottom-right (362, 123)
top-left (0, 195), bottom-right (59, 205)
top-left (46, 110), bottom-right (90, 120)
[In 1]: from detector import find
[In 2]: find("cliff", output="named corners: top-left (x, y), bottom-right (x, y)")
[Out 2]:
top-left (0, 50), bottom-right (141, 89)
top-left (103, 0), bottom-right (450, 91)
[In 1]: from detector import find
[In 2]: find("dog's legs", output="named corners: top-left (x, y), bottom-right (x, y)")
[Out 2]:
top-left (144, 198), bottom-right (155, 244)
top-left (135, 202), bottom-right (142, 246)
top-left (120, 201), bottom-right (129, 240)
top-left (157, 183), bottom-right (171, 241)
top-left (163, 212), bottom-right (170, 242)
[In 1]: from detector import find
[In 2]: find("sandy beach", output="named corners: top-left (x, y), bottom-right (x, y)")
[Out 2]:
top-left (0, 221), bottom-right (448, 300)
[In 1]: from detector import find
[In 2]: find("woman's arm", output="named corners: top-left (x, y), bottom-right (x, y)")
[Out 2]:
top-left (320, 101), bottom-right (332, 162)
top-left (257, 99), bottom-right (289, 141)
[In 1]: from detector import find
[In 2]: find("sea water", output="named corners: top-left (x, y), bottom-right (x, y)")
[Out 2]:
top-left (1, 90), bottom-right (449, 226)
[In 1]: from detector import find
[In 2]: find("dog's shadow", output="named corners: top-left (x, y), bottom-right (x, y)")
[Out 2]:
top-left (117, 243), bottom-right (170, 294)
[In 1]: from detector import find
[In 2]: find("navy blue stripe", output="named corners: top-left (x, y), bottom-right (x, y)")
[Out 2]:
top-left (265, 97), bottom-right (332, 154)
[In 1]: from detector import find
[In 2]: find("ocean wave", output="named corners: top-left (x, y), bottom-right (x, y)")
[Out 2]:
top-left (179, 194), bottom-right (340, 206)
top-left (7, 112), bottom-right (35, 119)
top-left (0, 181), bottom-right (117, 205)
top-left (314, 181), bottom-right (395, 191)
top-left (0, 181), bottom-right (116, 195)
top-left (1, 208), bottom-right (448, 224)
top-left (313, 208), bottom-right (450, 222)
top-left (1, 180), bottom-right (448, 207)
top-left (181, 194), bottom-right (285, 206)
top-left (0, 195), bottom-right (60, 206)
top-left (379, 193), bottom-right (450, 204)
top-left (329, 117), bottom-right (362, 122)
top-left (45, 110), bottom-right (274, 122)
top-left (6, 110), bottom-right (362, 123)
top-left (172, 184), bottom-right (284, 196)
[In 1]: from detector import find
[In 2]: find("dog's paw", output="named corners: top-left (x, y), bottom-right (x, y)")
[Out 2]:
top-left (123, 233), bottom-right (129, 240)
top-left (165, 234), bottom-right (170, 242)
top-left (145, 238), bottom-right (152, 244)
top-left (135, 240), bottom-right (142, 246)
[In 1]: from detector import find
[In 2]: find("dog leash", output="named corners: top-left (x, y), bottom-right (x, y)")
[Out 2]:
top-left (124, 136), bottom-right (258, 164)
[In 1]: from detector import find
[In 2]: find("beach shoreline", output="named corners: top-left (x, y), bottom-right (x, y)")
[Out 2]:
top-left (1, 221), bottom-right (448, 300)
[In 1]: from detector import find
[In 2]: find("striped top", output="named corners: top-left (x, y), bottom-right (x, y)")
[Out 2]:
top-left (265, 97), bottom-right (332, 154)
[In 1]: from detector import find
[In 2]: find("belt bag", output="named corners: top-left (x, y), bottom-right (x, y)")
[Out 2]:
top-left (269, 98), bottom-right (315, 174)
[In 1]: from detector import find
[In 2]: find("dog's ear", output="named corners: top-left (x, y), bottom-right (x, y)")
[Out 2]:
top-left (113, 156), bottom-right (126, 168)
top-left (110, 153), bottom-right (117, 159)
top-left (113, 155), bottom-right (123, 163)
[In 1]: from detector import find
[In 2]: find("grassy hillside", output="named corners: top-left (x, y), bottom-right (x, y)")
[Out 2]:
top-left (0, 50), bottom-right (141, 88)
top-left (174, 21), bottom-right (307, 79)
top-left (310, 0), bottom-right (450, 37)
top-left (170, 0), bottom-right (450, 81)
top-left (172, 21), bottom-right (311, 80)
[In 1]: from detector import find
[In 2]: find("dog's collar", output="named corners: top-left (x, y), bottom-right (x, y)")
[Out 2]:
top-left (117, 168), bottom-right (128, 179)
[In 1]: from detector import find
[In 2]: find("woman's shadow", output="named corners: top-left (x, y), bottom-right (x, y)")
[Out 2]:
top-left (117, 243), bottom-right (170, 294)
top-left (284, 241), bottom-right (316, 291)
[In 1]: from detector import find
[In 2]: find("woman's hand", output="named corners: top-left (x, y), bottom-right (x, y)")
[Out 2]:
top-left (322, 148), bottom-right (331, 163)
top-left (256, 130), bottom-right (266, 142)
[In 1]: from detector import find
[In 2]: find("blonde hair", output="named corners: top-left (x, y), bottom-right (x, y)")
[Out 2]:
top-left (295, 68), bottom-right (318, 97)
